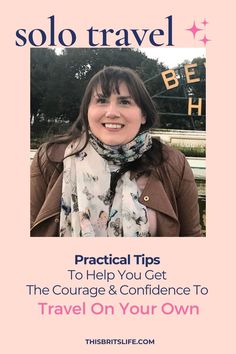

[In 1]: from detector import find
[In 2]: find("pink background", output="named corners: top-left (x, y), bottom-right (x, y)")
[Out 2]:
top-left (2, 0), bottom-right (235, 352)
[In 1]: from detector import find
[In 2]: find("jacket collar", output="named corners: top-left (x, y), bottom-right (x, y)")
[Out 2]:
top-left (138, 171), bottom-right (178, 222)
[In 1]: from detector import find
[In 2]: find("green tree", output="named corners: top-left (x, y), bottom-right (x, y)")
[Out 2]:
top-left (31, 48), bottom-right (167, 137)
top-left (31, 48), bottom-right (57, 121)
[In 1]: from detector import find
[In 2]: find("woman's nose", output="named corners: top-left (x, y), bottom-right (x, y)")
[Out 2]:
top-left (105, 103), bottom-right (121, 118)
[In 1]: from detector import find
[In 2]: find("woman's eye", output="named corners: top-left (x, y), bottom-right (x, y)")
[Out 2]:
top-left (96, 97), bottom-right (107, 104)
top-left (95, 95), bottom-right (107, 104)
top-left (120, 99), bottom-right (131, 105)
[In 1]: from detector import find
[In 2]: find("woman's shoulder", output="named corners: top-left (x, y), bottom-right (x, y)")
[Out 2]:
top-left (31, 142), bottom-right (68, 180)
top-left (37, 142), bottom-right (68, 164)
top-left (159, 143), bottom-right (193, 181)
top-left (162, 143), bottom-right (185, 165)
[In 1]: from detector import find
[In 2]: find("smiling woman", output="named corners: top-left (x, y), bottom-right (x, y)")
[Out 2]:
top-left (88, 82), bottom-right (146, 146)
top-left (30, 66), bottom-right (203, 237)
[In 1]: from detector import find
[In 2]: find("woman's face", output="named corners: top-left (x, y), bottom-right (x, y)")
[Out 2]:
top-left (87, 82), bottom-right (146, 146)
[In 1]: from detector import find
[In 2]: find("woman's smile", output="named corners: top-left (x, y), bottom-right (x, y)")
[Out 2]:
top-left (102, 123), bottom-right (125, 130)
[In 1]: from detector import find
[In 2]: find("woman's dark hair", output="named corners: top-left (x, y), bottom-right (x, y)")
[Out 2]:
top-left (46, 66), bottom-right (164, 170)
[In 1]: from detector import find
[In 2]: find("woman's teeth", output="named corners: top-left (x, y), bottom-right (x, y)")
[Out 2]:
top-left (104, 123), bottom-right (123, 129)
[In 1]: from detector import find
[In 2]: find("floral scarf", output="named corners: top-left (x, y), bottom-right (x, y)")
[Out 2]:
top-left (59, 132), bottom-right (152, 237)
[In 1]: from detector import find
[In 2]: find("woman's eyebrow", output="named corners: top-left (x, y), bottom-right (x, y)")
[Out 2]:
top-left (93, 92), bottom-right (106, 97)
top-left (118, 95), bottom-right (133, 99)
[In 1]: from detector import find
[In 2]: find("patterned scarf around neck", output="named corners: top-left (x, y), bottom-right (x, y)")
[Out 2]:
top-left (89, 130), bottom-right (152, 165)
top-left (59, 131), bottom-right (152, 237)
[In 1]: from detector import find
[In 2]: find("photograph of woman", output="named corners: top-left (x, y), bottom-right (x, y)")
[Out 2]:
top-left (31, 65), bottom-right (203, 237)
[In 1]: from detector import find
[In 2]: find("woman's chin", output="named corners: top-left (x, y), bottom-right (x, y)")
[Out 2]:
top-left (94, 134), bottom-right (126, 146)
top-left (103, 139), bottom-right (124, 146)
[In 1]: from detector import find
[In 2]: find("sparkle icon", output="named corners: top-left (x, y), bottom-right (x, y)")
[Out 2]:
top-left (186, 21), bottom-right (203, 38)
top-left (199, 35), bottom-right (211, 46)
top-left (201, 18), bottom-right (209, 26)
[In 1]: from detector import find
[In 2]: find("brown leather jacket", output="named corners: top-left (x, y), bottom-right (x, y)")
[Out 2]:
top-left (30, 142), bottom-right (203, 237)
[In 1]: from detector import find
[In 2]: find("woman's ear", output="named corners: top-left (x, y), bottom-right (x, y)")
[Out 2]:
top-left (141, 113), bottom-right (146, 125)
